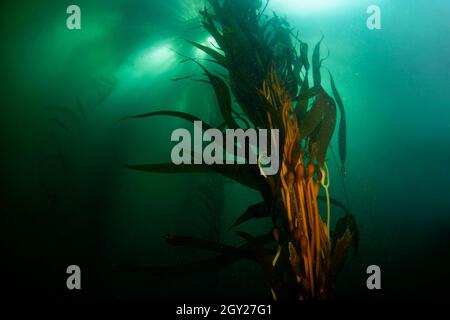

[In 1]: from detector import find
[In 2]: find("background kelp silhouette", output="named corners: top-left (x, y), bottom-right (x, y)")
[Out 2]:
top-left (122, 0), bottom-right (358, 300)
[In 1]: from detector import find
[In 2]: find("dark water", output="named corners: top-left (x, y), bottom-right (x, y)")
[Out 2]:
top-left (1, 0), bottom-right (449, 299)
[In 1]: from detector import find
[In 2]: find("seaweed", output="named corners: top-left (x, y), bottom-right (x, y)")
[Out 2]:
top-left (312, 35), bottom-right (324, 87)
top-left (122, 0), bottom-right (357, 300)
top-left (310, 89), bottom-right (337, 167)
top-left (329, 71), bottom-right (347, 175)
top-left (332, 214), bottom-right (359, 257)
top-left (122, 232), bottom-right (275, 277)
top-left (229, 202), bottom-right (270, 229)
top-left (182, 38), bottom-right (227, 68)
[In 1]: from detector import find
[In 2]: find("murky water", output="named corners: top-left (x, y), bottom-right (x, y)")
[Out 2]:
top-left (1, 0), bottom-right (449, 299)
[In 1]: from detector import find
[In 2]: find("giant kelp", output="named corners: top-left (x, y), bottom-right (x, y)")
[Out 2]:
top-left (122, 0), bottom-right (356, 299)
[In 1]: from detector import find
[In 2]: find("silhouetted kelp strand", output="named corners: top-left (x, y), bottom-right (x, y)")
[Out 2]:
top-left (295, 75), bottom-right (311, 122)
top-left (229, 202), bottom-right (270, 229)
top-left (235, 230), bottom-right (288, 300)
top-left (332, 214), bottom-right (359, 257)
top-left (200, 8), bottom-right (225, 49)
top-left (312, 35), bottom-right (325, 87)
top-left (46, 106), bottom-right (81, 124)
top-left (328, 71), bottom-right (347, 173)
top-left (310, 92), bottom-right (337, 167)
top-left (187, 59), bottom-right (240, 130)
top-left (120, 110), bottom-right (274, 201)
top-left (122, 232), bottom-right (275, 277)
top-left (182, 38), bottom-right (227, 68)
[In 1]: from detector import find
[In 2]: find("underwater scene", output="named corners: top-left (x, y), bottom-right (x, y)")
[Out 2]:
top-left (1, 0), bottom-right (450, 302)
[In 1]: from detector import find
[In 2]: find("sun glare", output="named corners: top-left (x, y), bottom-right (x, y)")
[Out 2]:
top-left (270, 0), bottom-right (352, 14)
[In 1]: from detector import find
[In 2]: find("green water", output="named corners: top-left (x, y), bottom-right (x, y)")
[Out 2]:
top-left (1, 0), bottom-right (449, 299)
